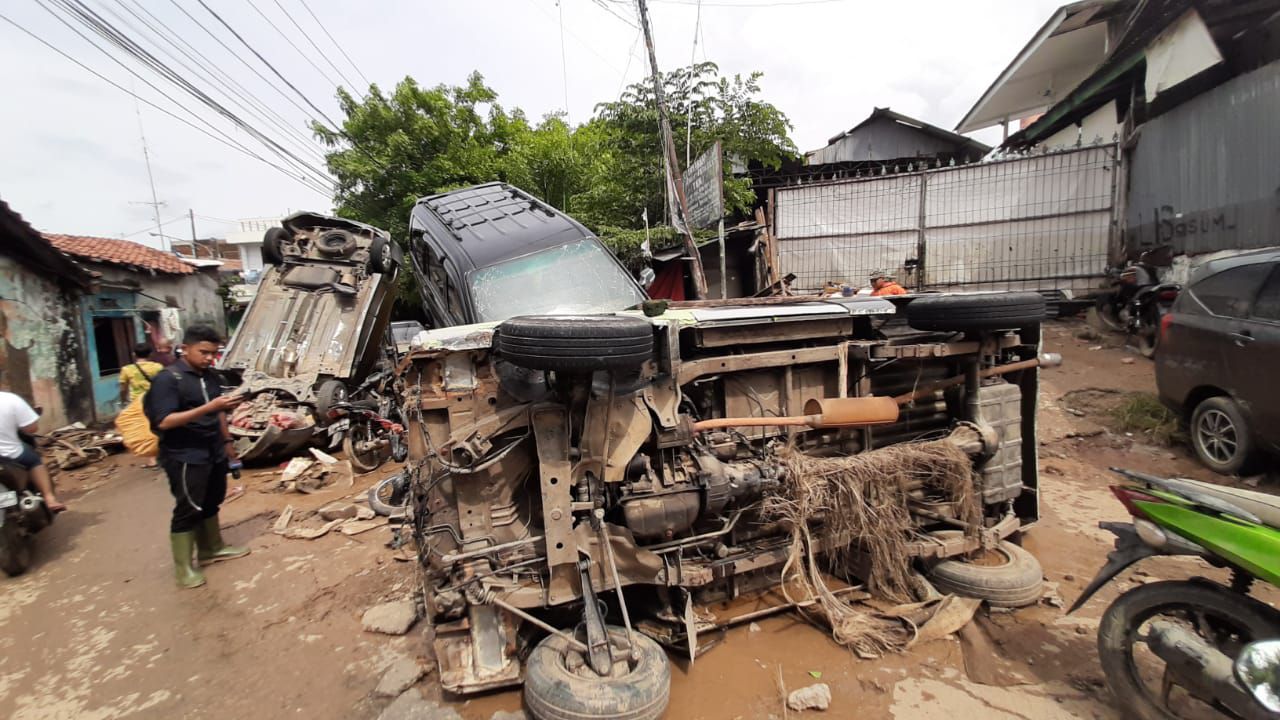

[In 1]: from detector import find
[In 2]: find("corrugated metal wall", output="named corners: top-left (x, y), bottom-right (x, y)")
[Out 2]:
top-left (1126, 59), bottom-right (1280, 258)
top-left (773, 146), bottom-right (1116, 293)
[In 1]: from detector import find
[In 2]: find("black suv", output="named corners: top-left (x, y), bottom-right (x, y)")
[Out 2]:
top-left (407, 183), bottom-right (647, 327)
top-left (1156, 249), bottom-right (1280, 474)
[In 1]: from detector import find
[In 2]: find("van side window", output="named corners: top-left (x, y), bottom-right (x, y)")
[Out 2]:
top-left (1192, 263), bottom-right (1270, 318)
top-left (1252, 266), bottom-right (1280, 322)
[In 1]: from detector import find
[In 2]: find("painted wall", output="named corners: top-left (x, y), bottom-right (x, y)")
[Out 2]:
top-left (78, 264), bottom-right (225, 419)
top-left (0, 256), bottom-right (95, 430)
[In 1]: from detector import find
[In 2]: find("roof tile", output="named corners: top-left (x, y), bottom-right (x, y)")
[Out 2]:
top-left (44, 233), bottom-right (195, 275)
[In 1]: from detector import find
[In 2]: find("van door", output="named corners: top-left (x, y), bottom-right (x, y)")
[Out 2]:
top-left (1242, 264), bottom-right (1280, 451)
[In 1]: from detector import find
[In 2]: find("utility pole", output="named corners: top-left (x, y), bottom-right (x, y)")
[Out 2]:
top-left (635, 0), bottom-right (708, 299)
top-left (132, 96), bottom-right (166, 253)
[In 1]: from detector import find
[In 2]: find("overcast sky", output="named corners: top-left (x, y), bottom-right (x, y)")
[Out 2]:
top-left (0, 0), bottom-right (1062, 248)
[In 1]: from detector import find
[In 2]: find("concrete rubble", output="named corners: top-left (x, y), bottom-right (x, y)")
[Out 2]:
top-left (374, 657), bottom-right (425, 697)
top-left (377, 688), bottom-right (462, 720)
top-left (787, 682), bottom-right (832, 711)
top-left (362, 600), bottom-right (418, 635)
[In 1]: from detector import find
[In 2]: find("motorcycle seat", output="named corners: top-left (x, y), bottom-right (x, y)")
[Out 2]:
top-left (1180, 479), bottom-right (1280, 530)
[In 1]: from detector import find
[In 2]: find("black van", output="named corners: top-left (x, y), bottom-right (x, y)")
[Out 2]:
top-left (407, 183), bottom-right (646, 328)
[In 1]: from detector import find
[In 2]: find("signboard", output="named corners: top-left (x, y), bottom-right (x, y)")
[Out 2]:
top-left (683, 141), bottom-right (723, 230)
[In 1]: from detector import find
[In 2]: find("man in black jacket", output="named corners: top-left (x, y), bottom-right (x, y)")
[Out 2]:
top-left (144, 324), bottom-right (248, 588)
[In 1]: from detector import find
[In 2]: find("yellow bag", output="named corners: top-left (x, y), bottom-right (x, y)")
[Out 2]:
top-left (115, 394), bottom-right (159, 457)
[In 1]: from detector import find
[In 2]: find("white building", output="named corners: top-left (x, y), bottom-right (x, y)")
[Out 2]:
top-left (224, 216), bottom-right (281, 283)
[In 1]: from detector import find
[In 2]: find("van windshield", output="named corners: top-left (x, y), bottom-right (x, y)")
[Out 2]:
top-left (468, 239), bottom-right (646, 323)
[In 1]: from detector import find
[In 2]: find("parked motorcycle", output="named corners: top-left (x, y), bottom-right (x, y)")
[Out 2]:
top-left (326, 365), bottom-right (406, 473)
top-left (1096, 258), bottom-right (1161, 332)
top-left (0, 459), bottom-right (54, 577)
top-left (1128, 282), bottom-right (1181, 358)
top-left (1070, 468), bottom-right (1280, 719)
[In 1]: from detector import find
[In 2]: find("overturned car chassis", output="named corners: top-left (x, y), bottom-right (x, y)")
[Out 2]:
top-left (399, 295), bottom-right (1051, 709)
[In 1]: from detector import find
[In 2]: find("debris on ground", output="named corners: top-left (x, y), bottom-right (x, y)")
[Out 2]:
top-left (489, 711), bottom-right (527, 720)
top-left (283, 518), bottom-right (345, 540)
top-left (374, 657), bottom-right (425, 697)
top-left (319, 502), bottom-right (365, 521)
top-left (786, 683), bottom-right (832, 712)
top-left (763, 440), bottom-right (980, 657)
top-left (362, 600), bottom-right (418, 635)
top-left (37, 426), bottom-right (123, 472)
top-left (749, 622), bottom-right (762, 633)
top-left (268, 451), bottom-right (354, 494)
top-left (376, 688), bottom-right (461, 720)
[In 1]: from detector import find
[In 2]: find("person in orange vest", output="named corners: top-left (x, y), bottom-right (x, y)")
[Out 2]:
top-left (870, 270), bottom-right (908, 296)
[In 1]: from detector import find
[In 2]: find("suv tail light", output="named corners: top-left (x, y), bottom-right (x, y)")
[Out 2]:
top-left (1158, 289), bottom-right (1179, 301)
top-left (1160, 312), bottom-right (1174, 343)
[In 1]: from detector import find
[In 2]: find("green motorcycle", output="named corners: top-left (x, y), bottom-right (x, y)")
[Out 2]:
top-left (1070, 469), bottom-right (1280, 719)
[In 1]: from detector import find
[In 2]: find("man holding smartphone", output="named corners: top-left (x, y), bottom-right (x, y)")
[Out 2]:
top-left (144, 324), bottom-right (249, 589)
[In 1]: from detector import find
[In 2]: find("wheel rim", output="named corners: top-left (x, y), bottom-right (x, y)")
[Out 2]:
top-left (1196, 408), bottom-right (1238, 465)
top-left (349, 422), bottom-right (385, 470)
top-left (1120, 600), bottom-right (1258, 719)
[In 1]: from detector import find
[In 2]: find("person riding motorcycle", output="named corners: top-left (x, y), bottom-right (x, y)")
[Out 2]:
top-left (0, 391), bottom-right (65, 513)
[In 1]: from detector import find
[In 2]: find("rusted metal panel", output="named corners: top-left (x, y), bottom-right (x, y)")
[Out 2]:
top-left (1125, 59), bottom-right (1280, 259)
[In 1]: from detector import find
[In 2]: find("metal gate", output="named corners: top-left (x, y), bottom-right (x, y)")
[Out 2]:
top-left (772, 145), bottom-right (1117, 294)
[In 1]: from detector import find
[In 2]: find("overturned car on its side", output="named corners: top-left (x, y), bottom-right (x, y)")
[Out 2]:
top-left (398, 184), bottom-right (1053, 720)
top-left (218, 212), bottom-right (400, 462)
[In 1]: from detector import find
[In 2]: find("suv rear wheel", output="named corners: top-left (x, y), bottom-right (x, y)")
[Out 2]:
top-left (906, 292), bottom-right (1046, 333)
top-left (1190, 396), bottom-right (1256, 475)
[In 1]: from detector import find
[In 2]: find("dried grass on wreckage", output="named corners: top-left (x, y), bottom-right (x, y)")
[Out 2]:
top-left (763, 438), bottom-right (980, 658)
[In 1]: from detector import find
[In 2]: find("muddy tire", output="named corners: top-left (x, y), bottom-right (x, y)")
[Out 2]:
top-left (262, 227), bottom-right (289, 265)
top-left (1098, 580), bottom-right (1280, 720)
top-left (524, 627), bottom-right (671, 720)
top-left (313, 380), bottom-right (348, 420)
top-left (906, 292), bottom-right (1046, 333)
top-left (496, 316), bottom-right (654, 374)
top-left (315, 230), bottom-right (357, 257)
top-left (0, 519), bottom-right (33, 577)
top-left (1190, 396), bottom-right (1256, 476)
top-left (925, 531), bottom-right (1043, 608)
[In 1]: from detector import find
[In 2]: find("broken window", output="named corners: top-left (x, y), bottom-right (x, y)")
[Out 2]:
top-left (92, 316), bottom-right (135, 377)
top-left (468, 239), bottom-right (646, 323)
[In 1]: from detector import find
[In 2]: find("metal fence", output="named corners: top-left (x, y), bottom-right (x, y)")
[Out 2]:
top-left (772, 146), bottom-right (1117, 294)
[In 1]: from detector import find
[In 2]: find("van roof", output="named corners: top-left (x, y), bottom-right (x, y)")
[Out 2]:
top-left (411, 183), bottom-right (590, 270)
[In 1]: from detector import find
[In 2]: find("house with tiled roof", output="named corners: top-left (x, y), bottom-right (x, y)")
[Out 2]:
top-left (36, 232), bottom-right (226, 419)
top-left (0, 200), bottom-right (98, 429)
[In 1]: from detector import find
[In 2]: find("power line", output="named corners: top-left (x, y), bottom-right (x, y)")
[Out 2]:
top-left (0, 9), bottom-right (331, 196)
top-left (557, 0), bottom-right (570, 122)
top-left (267, 0), bottom-right (365, 96)
top-left (591, 0), bottom-right (638, 27)
top-left (241, 0), bottom-right (358, 99)
top-left (47, 0), bottom-right (335, 186)
top-left (294, 0), bottom-right (371, 87)
top-left (100, 0), bottom-right (328, 166)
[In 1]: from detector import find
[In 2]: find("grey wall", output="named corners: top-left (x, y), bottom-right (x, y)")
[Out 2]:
top-left (807, 117), bottom-right (968, 164)
top-left (1125, 59), bottom-right (1280, 259)
top-left (91, 265), bottom-right (226, 335)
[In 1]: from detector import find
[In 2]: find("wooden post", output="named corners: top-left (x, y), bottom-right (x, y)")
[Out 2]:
top-left (635, 0), bottom-right (708, 299)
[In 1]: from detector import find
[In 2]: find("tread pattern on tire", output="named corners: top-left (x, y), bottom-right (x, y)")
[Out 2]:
top-left (496, 316), bottom-right (654, 374)
top-left (926, 531), bottom-right (1044, 608)
top-left (906, 292), bottom-right (1047, 332)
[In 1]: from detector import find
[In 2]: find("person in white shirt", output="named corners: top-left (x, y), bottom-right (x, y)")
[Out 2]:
top-left (0, 391), bottom-right (66, 513)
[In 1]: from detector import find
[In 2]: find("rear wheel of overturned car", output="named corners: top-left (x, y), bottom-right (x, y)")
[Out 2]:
top-left (0, 518), bottom-right (34, 577)
top-left (262, 227), bottom-right (289, 265)
top-left (905, 292), bottom-right (1047, 333)
top-left (1190, 395), bottom-right (1256, 476)
top-left (366, 237), bottom-right (399, 275)
top-left (925, 531), bottom-right (1043, 608)
top-left (524, 626), bottom-right (671, 720)
top-left (496, 315), bottom-right (654, 374)
top-left (314, 380), bottom-right (347, 421)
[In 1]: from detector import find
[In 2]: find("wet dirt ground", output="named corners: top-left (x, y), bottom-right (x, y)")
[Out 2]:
top-left (2, 318), bottom-right (1275, 720)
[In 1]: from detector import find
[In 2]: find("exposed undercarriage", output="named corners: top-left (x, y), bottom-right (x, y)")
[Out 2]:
top-left (399, 294), bottom-right (1051, 703)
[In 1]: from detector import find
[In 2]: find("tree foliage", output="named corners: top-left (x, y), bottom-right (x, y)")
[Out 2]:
top-left (317, 62), bottom-right (797, 263)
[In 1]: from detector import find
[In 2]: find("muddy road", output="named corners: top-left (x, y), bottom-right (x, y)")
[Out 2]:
top-left (0, 319), bottom-right (1271, 720)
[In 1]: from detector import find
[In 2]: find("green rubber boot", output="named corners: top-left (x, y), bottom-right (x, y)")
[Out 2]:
top-left (195, 516), bottom-right (250, 564)
top-left (170, 532), bottom-right (206, 589)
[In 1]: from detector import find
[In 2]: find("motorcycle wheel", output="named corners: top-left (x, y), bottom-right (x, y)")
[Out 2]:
top-left (0, 517), bottom-right (34, 577)
top-left (367, 472), bottom-right (408, 518)
top-left (1134, 306), bottom-right (1161, 358)
top-left (1098, 580), bottom-right (1280, 720)
top-left (343, 421), bottom-right (388, 474)
top-left (1094, 296), bottom-right (1127, 332)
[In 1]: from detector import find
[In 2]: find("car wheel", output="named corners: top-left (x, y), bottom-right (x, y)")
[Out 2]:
top-left (925, 531), bottom-right (1044, 608)
top-left (495, 315), bottom-right (654, 374)
top-left (0, 518), bottom-right (33, 577)
top-left (1190, 396), bottom-right (1256, 475)
top-left (905, 292), bottom-right (1046, 333)
top-left (262, 227), bottom-right (289, 265)
top-left (365, 237), bottom-right (399, 275)
top-left (313, 380), bottom-right (348, 420)
top-left (524, 626), bottom-right (670, 720)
